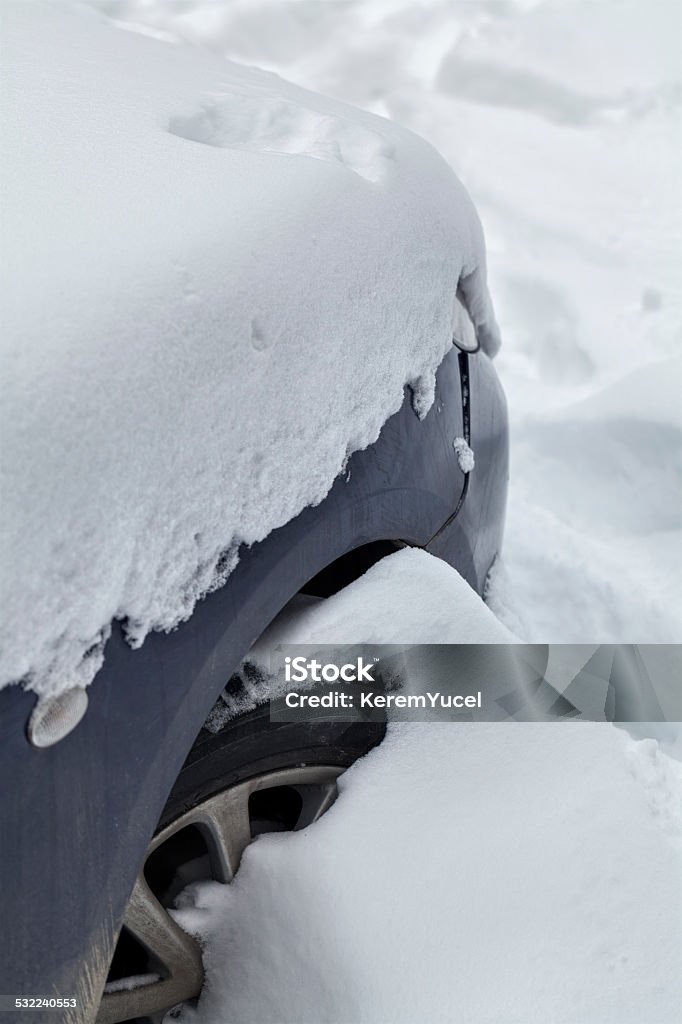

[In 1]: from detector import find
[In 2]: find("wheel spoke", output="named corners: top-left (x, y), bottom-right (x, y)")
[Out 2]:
top-left (98, 765), bottom-right (344, 1022)
top-left (96, 875), bottom-right (203, 1024)
top-left (195, 788), bottom-right (253, 883)
top-left (125, 874), bottom-right (204, 977)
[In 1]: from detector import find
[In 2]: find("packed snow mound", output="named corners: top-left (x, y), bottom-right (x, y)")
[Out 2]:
top-left (173, 722), bottom-right (682, 1024)
top-left (253, 548), bottom-right (517, 648)
top-left (207, 549), bottom-right (517, 724)
top-left (0, 2), bottom-right (500, 697)
top-left (437, 0), bottom-right (681, 120)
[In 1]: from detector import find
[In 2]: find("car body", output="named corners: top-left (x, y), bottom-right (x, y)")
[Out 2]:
top-left (0, 4), bottom-right (507, 1021)
top-left (0, 340), bottom-right (507, 1020)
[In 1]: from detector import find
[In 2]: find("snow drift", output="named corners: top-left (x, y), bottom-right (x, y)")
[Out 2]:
top-left (175, 723), bottom-right (682, 1024)
top-left (167, 549), bottom-right (681, 1023)
top-left (0, 2), bottom-right (499, 697)
top-left (206, 548), bottom-right (518, 724)
top-left (165, 544), bottom-right (679, 1015)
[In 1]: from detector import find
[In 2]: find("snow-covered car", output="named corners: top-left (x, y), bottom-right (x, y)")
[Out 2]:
top-left (0, 4), bottom-right (506, 1022)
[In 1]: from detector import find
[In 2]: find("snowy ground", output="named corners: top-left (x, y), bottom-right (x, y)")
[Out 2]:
top-left (173, 551), bottom-right (682, 1024)
top-left (87, 0), bottom-right (682, 642)
top-left (176, 723), bottom-right (682, 1024)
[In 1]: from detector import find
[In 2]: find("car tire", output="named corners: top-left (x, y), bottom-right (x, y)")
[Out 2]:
top-left (98, 699), bottom-right (385, 1024)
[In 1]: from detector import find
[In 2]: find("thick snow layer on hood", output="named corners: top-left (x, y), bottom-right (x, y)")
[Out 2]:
top-left (173, 721), bottom-right (682, 1024)
top-left (0, 2), bottom-right (499, 696)
top-left (98, 0), bottom-right (681, 644)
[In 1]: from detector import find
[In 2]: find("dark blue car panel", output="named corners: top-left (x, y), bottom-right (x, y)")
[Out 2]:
top-left (0, 346), bottom-right (507, 1022)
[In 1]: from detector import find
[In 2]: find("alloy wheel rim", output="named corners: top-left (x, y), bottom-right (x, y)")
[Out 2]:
top-left (97, 764), bottom-right (343, 1024)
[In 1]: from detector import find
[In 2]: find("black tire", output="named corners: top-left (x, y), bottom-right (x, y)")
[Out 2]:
top-left (157, 701), bottom-right (386, 832)
top-left (101, 702), bottom-right (385, 1024)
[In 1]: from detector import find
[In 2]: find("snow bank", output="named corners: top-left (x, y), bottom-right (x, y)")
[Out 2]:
top-left (253, 548), bottom-right (516, 647)
top-left (207, 548), bottom-right (516, 724)
top-left (0, 2), bottom-right (499, 696)
top-left (494, 360), bottom-right (682, 642)
top-left (174, 721), bottom-right (682, 1024)
top-left (176, 530), bottom-right (678, 1023)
